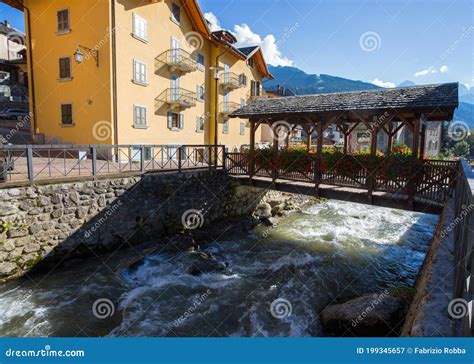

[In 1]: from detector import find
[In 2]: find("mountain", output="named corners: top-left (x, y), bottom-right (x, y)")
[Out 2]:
top-left (454, 102), bottom-right (474, 129)
top-left (398, 80), bottom-right (417, 87)
top-left (265, 66), bottom-right (381, 95)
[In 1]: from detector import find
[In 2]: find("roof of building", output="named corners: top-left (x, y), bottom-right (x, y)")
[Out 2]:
top-left (231, 83), bottom-right (459, 120)
top-left (238, 46), bottom-right (259, 57)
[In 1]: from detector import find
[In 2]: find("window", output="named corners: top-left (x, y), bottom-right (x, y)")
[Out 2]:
top-left (240, 74), bottom-right (248, 86)
top-left (240, 98), bottom-right (246, 107)
top-left (240, 122), bottom-right (245, 135)
top-left (132, 13), bottom-right (147, 41)
top-left (167, 112), bottom-right (183, 130)
top-left (223, 119), bottom-right (229, 134)
top-left (132, 146), bottom-right (153, 161)
top-left (133, 105), bottom-right (147, 128)
top-left (57, 9), bottom-right (70, 33)
top-left (196, 116), bottom-right (204, 133)
top-left (196, 54), bottom-right (205, 71)
top-left (61, 104), bottom-right (73, 125)
top-left (248, 58), bottom-right (254, 68)
top-left (251, 80), bottom-right (261, 96)
top-left (171, 3), bottom-right (181, 24)
top-left (59, 57), bottom-right (71, 79)
top-left (197, 84), bottom-right (205, 101)
top-left (133, 59), bottom-right (147, 85)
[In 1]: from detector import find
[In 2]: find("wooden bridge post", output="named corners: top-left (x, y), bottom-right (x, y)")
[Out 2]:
top-left (272, 124), bottom-right (279, 182)
top-left (408, 117), bottom-right (422, 209)
top-left (367, 125), bottom-right (378, 203)
top-left (314, 120), bottom-right (323, 193)
top-left (249, 119), bottom-right (256, 179)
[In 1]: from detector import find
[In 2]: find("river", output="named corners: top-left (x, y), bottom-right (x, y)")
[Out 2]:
top-left (0, 200), bottom-right (438, 337)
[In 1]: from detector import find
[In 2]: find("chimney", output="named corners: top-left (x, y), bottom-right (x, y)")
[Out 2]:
top-left (4, 20), bottom-right (10, 28)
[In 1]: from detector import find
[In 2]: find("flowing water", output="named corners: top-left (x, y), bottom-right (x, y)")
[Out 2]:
top-left (0, 200), bottom-right (438, 337)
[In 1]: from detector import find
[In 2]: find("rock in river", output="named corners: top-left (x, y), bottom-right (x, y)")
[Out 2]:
top-left (187, 250), bottom-right (228, 276)
top-left (320, 293), bottom-right (406, 336)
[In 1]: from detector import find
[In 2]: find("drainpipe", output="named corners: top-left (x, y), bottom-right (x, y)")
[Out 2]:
top-left (16, 1), bottom-right (36, 142)
top-left (111, 0), bottom-right (118, 145)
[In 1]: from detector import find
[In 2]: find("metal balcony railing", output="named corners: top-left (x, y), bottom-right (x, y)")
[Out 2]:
top-left (219, 101), bottom-right (241, 115)
top-left (155, 88), bottom-right (197, 110)
top-left (155, 49), bottom-right (198, 73)
top-left (220, 72), bottom-right (244, 90)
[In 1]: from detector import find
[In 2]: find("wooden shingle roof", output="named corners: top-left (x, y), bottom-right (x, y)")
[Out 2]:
top-left (231, 83), bottom-right (458, 119)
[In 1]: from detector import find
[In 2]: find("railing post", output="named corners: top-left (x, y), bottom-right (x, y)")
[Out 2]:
top-left (26, 145), bottom-right (34, 185)
top-left (91, 146), bottom-right (97, 178)
top-left (178, 146), bottom-right (182, 172)
top-left (222, 146), bottom-right (226, 170)
top-left (140, 145), bottom-right (145, 173)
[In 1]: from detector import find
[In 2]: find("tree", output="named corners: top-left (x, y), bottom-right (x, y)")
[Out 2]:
top-left (452, 140), bottom-right (470, 158)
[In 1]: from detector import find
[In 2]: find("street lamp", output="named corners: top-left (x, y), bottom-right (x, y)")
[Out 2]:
top-left (74, 45), bottom-right (99, 67)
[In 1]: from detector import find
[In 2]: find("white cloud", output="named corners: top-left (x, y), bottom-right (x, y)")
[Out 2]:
top-left (204, 12), bottom-right (222, 32)
top-left (371, 78), bottom-right (396, 88)
top-left (204, 13), bottom-right (294, 67)
top-left (440, 65), bottom-right (449, 73)
top-left (414, 67), bottom-right (437, 77)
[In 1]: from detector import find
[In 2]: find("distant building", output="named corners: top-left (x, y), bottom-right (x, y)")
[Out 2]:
top-left (0, 20), bottom-right (28, 103)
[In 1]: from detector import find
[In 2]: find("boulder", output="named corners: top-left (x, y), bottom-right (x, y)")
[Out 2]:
top-left (255, 203), bottom-right (272, 218)
top-left (271, 203), bottom-right (285, 217)
top-left (187, 250), bottom-right (228, 276)
top-left (320, 293), bottom-right (406, 337)
top-left (0, 262), bottom-right (17, 277)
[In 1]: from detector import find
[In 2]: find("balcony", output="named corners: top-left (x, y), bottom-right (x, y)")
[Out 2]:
top-left (155, 49), bottom-right (198, 74)
top-left (155, 88), bottom-right (197, 111)
top-left (220, 101), bottom-right (240, 116)
top-left (220, 72), bottom-right (244, 90)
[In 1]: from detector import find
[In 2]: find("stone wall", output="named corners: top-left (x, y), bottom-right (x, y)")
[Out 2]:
top-left (0, 170), bottom-right (267, 281)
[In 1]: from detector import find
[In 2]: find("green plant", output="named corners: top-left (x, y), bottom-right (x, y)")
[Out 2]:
top-left (0, 220), bottom-right (15, 237)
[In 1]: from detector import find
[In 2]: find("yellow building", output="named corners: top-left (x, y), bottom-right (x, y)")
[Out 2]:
top-left (6, 0), bottom-right (272, 151)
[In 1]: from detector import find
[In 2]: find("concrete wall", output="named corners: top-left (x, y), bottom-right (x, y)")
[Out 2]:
top-left (0, 170), bottom-right (267, 282)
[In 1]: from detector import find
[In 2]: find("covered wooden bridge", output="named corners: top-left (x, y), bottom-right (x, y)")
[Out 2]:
top-left (227, 83), bottom-right (460, 212)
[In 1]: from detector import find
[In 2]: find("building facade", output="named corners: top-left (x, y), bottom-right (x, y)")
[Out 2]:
top-left (11, 0), bottom-right (272, 149)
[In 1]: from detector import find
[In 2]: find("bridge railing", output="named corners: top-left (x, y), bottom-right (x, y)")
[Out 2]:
top-left (225, 150), bottom-right (459, 204)
top-left (0, 144), bottom-right (225, 185)
top-left (452, 159), bottom-right (474, 336)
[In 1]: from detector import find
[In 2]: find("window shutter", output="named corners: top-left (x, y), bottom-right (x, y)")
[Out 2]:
top-left (167, 112), bottom-right (173, 129)
top-left (179, 114), bottom-right (184, 129)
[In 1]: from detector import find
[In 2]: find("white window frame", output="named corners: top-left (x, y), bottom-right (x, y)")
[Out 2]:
top-left (56, 8), bottom-right (70, 34)
top-left (170, 3), bottom-right (181, 24)
top-left (133, 59), bottom-right (148, 85)
top-left (196, 53), bottom-right (205, 71)
top-left (197, 84), bottom-right (205, 102)
top-left (240, 122), bottom-right (245, 135)
top-left (133, 105), bottom-right (147, 128)
top-left (132, 13), bottom-right (147, 42)
top-left (167, 112), bottom-right (183, 131)
top-left (223, 119), bottom-right (229, 134)
top-left (196, 116), bottom-right (204, 133)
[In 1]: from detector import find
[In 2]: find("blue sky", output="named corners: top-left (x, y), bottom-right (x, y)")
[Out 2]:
top-left (1, 0), bottom-right (472, 88)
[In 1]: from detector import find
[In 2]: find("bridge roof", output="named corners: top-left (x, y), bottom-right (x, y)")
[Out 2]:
top-left (231, 83), bottom-right (458, 122)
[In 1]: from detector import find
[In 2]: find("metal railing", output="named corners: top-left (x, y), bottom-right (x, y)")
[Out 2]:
top-left (155, 88), bottom-right (197, 109)
top-left (0, 144), bottom-right (225, 185)
top-left (219, 101), bottom-right (240, 115)
top-left (452, 159), bottom-right (474, 336)
top-left (155, 48), bottom-right (198, 73)
top-left (220, 72), bottom-right (244, 90)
